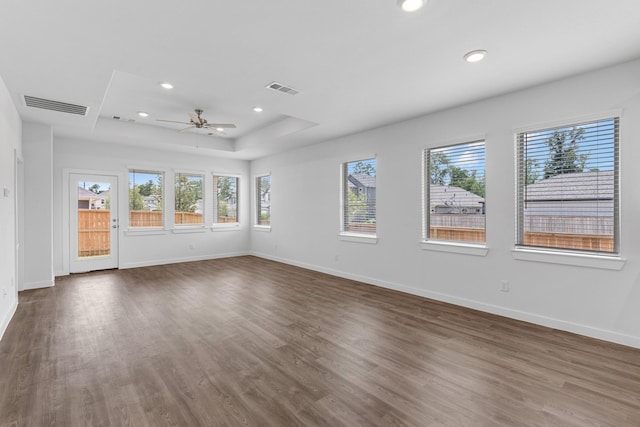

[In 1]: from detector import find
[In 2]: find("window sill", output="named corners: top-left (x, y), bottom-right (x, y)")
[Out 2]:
top-left (339, 233), bottom-right (378, 244)
top-left (125, 228), bottom-right (168, 236)
top-left (172, 226), bottom-right (208, 234)
top-left (512, 247), bottom-right (625, 271)
top-left (421, 240), bottom-right (488, 256)
top-left (211, 224), bottom-right (241, 232)
top-left (253, 225), bottom-right (271, 232)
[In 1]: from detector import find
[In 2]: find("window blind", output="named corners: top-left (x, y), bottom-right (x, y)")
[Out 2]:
top-left (128, 169), bottom-right (164, 228)
top-left (516, 117), bottom-right (619, 253)
top-left (174, 173), bottom-right (204, 225)
top-left (425, 140), bottom-right (486, 243)
top-left (213, 175), bottom-right (238, 224)
top-left (342, 158), bottom-right (376, 235)
top-left (256, 175), bottom-right (271, 226)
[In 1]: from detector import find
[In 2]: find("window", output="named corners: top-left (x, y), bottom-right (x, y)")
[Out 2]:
top-left (128, 169), bottom-right (164, 228)
top-left (174, 173), bottom-right (204, 226)
top-left (213, 175), bottom-right (238, 224)
top-left (516, 117), bottom-right (619, 253)
top-left (425, 141), bottom-right (486, 244)
top-left (342, 158), bottom-right (376, 235)
top-left (255, 175), bottom-right (271, 226)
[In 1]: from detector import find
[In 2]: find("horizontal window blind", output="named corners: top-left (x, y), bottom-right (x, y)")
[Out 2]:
top-left (213, 176), bottom-right (238, 224)
top-left (128, 169), bottom-right (164, 228)
top-left (426, 140), bottom-right (486, 243)
top-left (256, 175), bottom-right (271, 226)
top-left (516, 117), bottom-right (619, 253)
top-left (175, 173), bottom-right (204, 225)
top-left (342, 158), bottom-right (376, 235)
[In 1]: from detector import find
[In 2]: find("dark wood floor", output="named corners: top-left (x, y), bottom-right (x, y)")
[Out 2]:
top-left (1, 256), bottom-right (640, 426)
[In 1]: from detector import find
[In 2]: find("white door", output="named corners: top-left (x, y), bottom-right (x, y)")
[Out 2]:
top-left (70, 173), bottom-right (119, 273)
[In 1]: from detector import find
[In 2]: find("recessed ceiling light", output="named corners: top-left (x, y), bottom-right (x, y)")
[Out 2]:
top-left (215, 127), bottom-right (225, 132)
top-left (253, 106), bottom-right (263, 113)
top-left (464, 50), bottom-right (487, 63)
top-left (398, 0), bottom-right (425, 12)
top-left (160, 82), bottom-right (173, 89)
top-left (137, 111), bottom-right (149, 117)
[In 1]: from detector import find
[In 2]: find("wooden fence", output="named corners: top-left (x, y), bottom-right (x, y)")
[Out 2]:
top-left (78, 209), bottom-right (110, 257)
top-left (429, 226), bottom-right (613, 252)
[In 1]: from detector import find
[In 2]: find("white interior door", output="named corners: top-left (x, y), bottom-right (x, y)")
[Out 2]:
top-left (69, 173), bottom-right (118, 273)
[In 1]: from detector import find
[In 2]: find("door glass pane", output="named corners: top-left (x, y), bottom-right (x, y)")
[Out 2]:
top-left (77, 181), bottom-right (111, 258)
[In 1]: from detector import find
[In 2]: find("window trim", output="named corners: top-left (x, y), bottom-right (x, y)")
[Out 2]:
top-left (514, 113), bottom-right (620, 255)
top-left (173, 171), bottom-right (206, 228)
top-left (127, 168), bottom-right (166, 231)
top-left (212, 173), bottom-right (240, 228)
top-left (340, 156), bottom-right (378, 239)
top-left (253, 172), bottom-right (271, 230)
top-left (423, 137), bottom-right (487, 248)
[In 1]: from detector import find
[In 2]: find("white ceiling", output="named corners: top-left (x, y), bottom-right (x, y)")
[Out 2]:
top-left (1, 0), bottom-right (640, 160)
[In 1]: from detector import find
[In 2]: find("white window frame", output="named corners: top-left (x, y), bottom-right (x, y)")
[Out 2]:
top-left (173, 171), bottom-right (206, 230)
top-left (512, 112), bottom-right (624, 269)
top-left (339, 156), bottom-right (377, 243)
top-left (126, 168), bottom-right (167, 235)
top-left (212, 173), bottom-right (240, 230)
top-left (253, 173), bottom-right (271, 231)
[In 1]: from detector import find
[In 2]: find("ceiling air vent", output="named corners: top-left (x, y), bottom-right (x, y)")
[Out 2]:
top-left (23, 95), bottom-right (89, 116)
top-left (265, 81), bottom-right (299, 96)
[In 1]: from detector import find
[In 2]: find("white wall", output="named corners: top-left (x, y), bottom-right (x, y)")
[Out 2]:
top-left (250, 59), bottom-right (640, 348)
top-left (23, 122), bottom-right (54, 289)
top-left (0, 74), bottom-right (21, 340)
top-left (53, 138), bottom-right (251, 276)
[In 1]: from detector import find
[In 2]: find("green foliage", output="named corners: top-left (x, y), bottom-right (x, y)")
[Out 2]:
top-left (175, 175), bottom-right (202, 213)
top-left (429, 152), bottom-right (449, 185)
top-left (352, 161), bottom-right (376, 176)
top-left (218, 201), bottom-right (228, 217)
top-left (347, 190), bottom-right (368, 222)
top-left (430, 152), bottom-right (485, 197)
top-left (88, 183), bottom-right (101, 194)
top-left (543, 127), bottom-right (587, 179)
top-left (260, 212), bottom-right (270, 221)
top-left (129, 187), bottom-right (144, 211)
top-left (525, 158), bottom-right (539, 185)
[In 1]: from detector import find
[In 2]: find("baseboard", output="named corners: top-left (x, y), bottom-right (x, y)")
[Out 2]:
top-left (23, 278), bottom-right (55, 290)
top-left (0, 298), bottom-right (18, 342)
top-left (250, 251), bottom-right (640, 350)
top-left (120, 251), bottom-right (250, 270)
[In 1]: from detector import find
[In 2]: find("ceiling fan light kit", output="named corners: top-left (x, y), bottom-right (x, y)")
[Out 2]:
top-left (156, 109), bottom-right (236, 134)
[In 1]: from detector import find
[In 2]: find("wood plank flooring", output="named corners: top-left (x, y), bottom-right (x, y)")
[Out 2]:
top-left (1, 256), bottom-right (640, 426)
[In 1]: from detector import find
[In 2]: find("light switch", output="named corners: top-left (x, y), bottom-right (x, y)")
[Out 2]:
top-left (3, 188), bottom-right (9, 197)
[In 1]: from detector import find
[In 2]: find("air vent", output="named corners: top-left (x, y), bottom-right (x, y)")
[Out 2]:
top-left (24, 95), bottom-right (88, 116)
top-left (266, 81), bottom-right (299, 96)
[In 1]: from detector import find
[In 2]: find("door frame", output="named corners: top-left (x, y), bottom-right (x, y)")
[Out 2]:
top-left (62, 169), bottom-right (126, 275)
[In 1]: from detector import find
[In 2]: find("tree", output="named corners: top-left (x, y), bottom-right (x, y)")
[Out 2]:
top-left (175, 176), bottom-right (200, 213)
top-left (429, 152), bottom-right (449, 185)
top-left (129, 187), bottom-right (144, 211)
top-left (352, 161), bottom-right (376, 176)
top-left (430, 152), bottom-right (485, 197)
top-left (88, 183), bottom-right (101, 194)
top-left (543, 127), bottom-right (587, 179)
top-left (347, 189), bottom-right (367, 223)
top-left (525, 158), bottom-right (539, 185)
top-left (137, 180), bottom-right (156, 197)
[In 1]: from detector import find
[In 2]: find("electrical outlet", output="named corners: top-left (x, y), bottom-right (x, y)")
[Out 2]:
top-left (500, 280), bottom-right (510, 292)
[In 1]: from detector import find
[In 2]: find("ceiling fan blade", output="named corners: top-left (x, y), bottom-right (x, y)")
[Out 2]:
top-left (205, 123), bottom-right (236, 129)
top-left (188, 112), bottom-right (202, 125)
top-left (157, 119), bottom-right (190, 125)
top-left (178, 126), bottom-right (194, 133)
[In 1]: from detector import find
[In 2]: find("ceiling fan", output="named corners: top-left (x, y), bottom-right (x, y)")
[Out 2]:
top-left (157, 109), bottom-right (236, 133)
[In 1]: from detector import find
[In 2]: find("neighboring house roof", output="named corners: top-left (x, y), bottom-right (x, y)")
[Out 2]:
top-left (430, 185), bottom-right (484, 206)
top-left (525, 171), bottom-right (614, 201)
top-left (348, 174), bottom-right (376, 188)
top-left (77, 187), bottom-right (99, 199)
